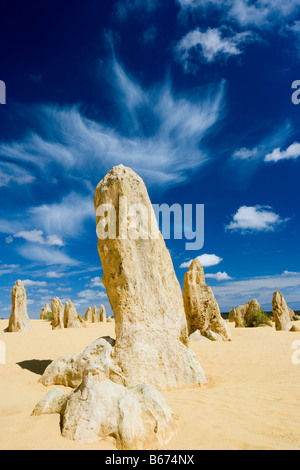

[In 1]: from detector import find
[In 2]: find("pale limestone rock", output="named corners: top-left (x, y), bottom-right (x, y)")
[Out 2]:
top-left (235, 303), bottom-right (249, 328)
top-left (290, 325), bottom-right (300, 332)
top-left (51, 297), bottom-right (64, 330)
top-left (40, 303), bottom-right (51, 320)
top-left (79, 314), bottom-right (87, 327)
top-left (85, 306), bottom-right (93, 322)
top-left (183, 259), bottom-right (231, 342)
top-left (35, 365), bottom-right (177, 449)
top-left (100, 304), bottom-right (106, 323)
top-left (289, 307), bottom-right (297, 322)
top-left (92, 306), bottom-right (100, 323)
top-left (244, 299), bottom-right (262, 326)
top-left (228, 307), bottom-right (236, 323)
top-left (272, 291), bottom-right (292, 331)
top-left (94, 165), bottom-right (205, 390)
top-left (8, 280), bottom-right (31, 332)
top-left (107, 316), bottom-right (114, 323)
top-left (189, 330), bottom-right (210, 342)
top-left (235, 299), bottom-right (262, 328)
top-left (39, 336), bottom-right (115, 388)
top-left (64, 299), bottom-right (83, 329)
top-left (31, 388), bottom-right (69, 416)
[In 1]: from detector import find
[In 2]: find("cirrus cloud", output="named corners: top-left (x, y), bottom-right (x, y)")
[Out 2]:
top-left (175, 27), bottom-right (258, 70)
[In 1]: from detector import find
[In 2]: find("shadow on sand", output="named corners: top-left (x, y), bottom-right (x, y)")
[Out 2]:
top-left (17, 359), bottom-right (52, 375)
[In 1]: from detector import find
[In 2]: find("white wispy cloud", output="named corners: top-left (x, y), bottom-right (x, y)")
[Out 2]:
top-left (75, 289), bottom-right (108, 308)
top-left (17, 245), bottom-right (78, 266)
top-left (226, 205), bottom-right (289, 232)
top-left (0, 59), bottom-right (225, 190)
top-left (265, 142), bottom-right (300, 162)
top-left (206, 271), bottom-right (232, 281)
top-left (90, 276), bottom-right (104, 288)
top-left (22, 279), bottom-right (47, 287)
top-left (212, 270), bottom-right (300, 310)
top-left (28, 192), bottom-right (94, 239)
top-left (232, 147), bottom-right (260, 160)
top-left (14, 229), bottom-right (64, 246)
top-left (57, 287), bottom-right (72, 292)
top-left (78, 289), bottom-right (107, 299)
top-left (228, 122), bottom-right (295, 183)
top-left (180, 253), bottom-right (223, 268)
top-left (46, 271), bottom-right (65, 279)
top-left (0, 161), bottom-right (35, 187)
top-left (0, 193), bottom-right (92, 266)
top-left (176, 0), bottom-right (300, 28)
top-left (228, 0), bottom-right (300, 28)
top-left (0, 263), bottom-right (19, 276)
top-left (175, 27), bottom-right (257, 69)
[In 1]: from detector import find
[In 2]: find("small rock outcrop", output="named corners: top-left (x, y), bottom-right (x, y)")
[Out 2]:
top-left (33, 366), bottom-right (177, 450)
top-left (40, 303), bottom-right (52, 320)
top-left (94, 165), bottom-right (205, 390)
top-left (290, 325), bottom-right (300, 332)
top-left (100, 304), bottom-right (106, 322)
top-left (8, 280), bottom-right (31, 332)
top-left (64, 299), bottom-right (83, 329)
top-left (51, 297), bottom-right (64, 330)
top-left (272, 291), bottom-right (293, 331)
top-left (235, 299), bottom-right (262, 328)
top-left (40, 336), bottom-right (115, 388)
top-left (183, 259), bottom-right (231, 342)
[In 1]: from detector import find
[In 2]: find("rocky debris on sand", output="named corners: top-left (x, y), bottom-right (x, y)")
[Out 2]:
top-left (33, 366), bottom-right (177, 450)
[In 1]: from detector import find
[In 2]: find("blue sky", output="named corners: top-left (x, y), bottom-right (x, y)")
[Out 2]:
top-left (1, 0), bottom-right (300, 318)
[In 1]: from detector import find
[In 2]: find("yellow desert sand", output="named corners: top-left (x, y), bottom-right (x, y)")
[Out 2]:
top-left (0, 319), bottom-right (300, 450)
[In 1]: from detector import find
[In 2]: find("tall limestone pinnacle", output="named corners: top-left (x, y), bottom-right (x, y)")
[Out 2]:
top-left (8, 280), bottom-right (31, 332)
top-left (183, 258), bottom-right (231, 341)
top-left (272, 290), bottom-right (294, 331)
top-left (33, 165), bottom-right (204, 448)
top-left (100, 304), bottom-right (106, 322)
top-left (94, 164), bottom-right (206, 389)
